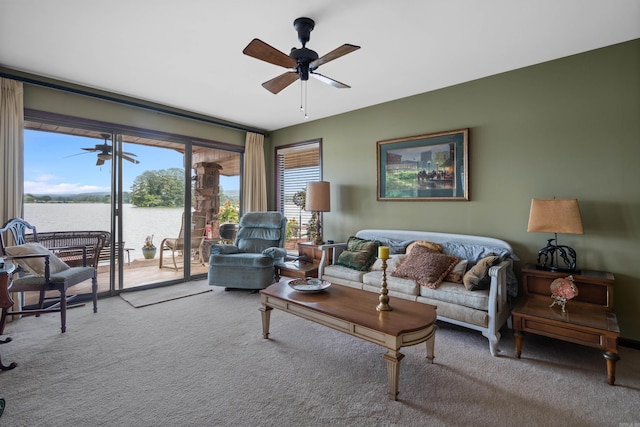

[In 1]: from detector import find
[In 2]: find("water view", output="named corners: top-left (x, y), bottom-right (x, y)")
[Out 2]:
top-left (24, 203), bottom-right (184, 259)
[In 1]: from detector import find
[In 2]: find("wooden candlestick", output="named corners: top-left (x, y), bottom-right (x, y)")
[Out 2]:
top-left (376, 258), bottom-right (392, 311)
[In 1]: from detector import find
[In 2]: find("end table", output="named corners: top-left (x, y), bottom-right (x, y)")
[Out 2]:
top-left (512, 264), bottom-right (619, 385)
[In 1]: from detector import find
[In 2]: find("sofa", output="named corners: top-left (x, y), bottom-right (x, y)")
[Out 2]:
top-left (317, 229), bottom-right (519, 356)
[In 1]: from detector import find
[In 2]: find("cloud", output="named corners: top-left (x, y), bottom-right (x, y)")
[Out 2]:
top-left (24, 180), bottom-right (109, 195)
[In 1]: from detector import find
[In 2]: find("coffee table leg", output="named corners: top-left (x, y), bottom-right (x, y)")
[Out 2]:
top-left (425, 325), bottom-right (436, 363)
top-left (259, 305), bottom-right (272, 339)
top-left (383, 350), bottom-right (405, 401)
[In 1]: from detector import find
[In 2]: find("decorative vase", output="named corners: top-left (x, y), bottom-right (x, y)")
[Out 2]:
top-left (142, 247), bottom-right (157, 260)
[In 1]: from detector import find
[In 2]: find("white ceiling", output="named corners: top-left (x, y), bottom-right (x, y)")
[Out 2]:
top-left (1, 1), bottom-right (639, 132)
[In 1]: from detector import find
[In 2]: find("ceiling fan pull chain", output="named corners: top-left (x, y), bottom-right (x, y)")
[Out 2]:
top-left (304, 81), bottom-right (309, 120)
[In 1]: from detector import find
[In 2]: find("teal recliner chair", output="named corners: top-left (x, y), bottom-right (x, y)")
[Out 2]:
top-left (208, 212), bottom-right (287, 290)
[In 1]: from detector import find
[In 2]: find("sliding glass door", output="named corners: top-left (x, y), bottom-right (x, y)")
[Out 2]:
top-left (23, 117), bottom-right (242, 296)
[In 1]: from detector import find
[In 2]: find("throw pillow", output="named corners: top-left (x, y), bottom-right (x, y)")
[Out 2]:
top-left (406, 240), bottom-right (443, 255)
top-left (391, 245), bottom-right (459, 289)
top-left (463, 254), bottom-right (500, 291)
top-left (4, 243), bottom-right (70, 277)
top-left (444, 259), bottom-right (468, 284)
top-left (335, 236), bottom-right (380, 271)
top-left (370, 254), bottom-right (407, 274)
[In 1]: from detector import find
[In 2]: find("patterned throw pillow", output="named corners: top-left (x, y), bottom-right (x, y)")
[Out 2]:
top-left (463, 254), bottom-right (500, 291)
top-left (335, 236), bottom-right (380, 271)
top-left (391, 245), bottom-right (459, 289)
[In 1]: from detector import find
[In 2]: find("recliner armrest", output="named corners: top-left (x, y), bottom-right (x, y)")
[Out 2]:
top-left (262, 247), bottom-right (288, 259)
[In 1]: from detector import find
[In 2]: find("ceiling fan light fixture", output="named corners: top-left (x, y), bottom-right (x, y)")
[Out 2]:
top-left (242, 16), bottom-right (360, 117)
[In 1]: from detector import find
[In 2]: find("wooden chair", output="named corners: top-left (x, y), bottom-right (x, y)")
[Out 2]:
top-left (0, 218), bottom-right (106, 334)
top-left (159, 213), bottom-right (207, 270)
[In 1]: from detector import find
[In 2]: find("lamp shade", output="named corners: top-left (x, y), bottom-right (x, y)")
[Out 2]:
top-left (527, 198), bottom-right (584, 234)
top-left (306, 181), bottom-right (331, 212)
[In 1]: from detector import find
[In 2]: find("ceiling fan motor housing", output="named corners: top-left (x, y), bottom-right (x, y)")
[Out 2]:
top-left (290, 47), bottom-right (318, 80)
top-left (293, 17), bottom-right (315, 47)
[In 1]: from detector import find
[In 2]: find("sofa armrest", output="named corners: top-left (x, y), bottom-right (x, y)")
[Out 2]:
top-left (487, 259), bottom-right (511, 326)
top-left (317, 242), bottom-right (347, 277)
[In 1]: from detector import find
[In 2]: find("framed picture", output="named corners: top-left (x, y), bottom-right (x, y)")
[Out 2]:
top-left (377, 128), bottom-right (469, 201)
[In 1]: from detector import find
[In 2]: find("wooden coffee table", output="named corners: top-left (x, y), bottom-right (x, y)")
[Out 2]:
top-left (259, 281), bottom-right (437, 400)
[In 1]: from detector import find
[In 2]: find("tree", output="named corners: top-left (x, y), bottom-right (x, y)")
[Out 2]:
top-left (130, 168), bottom-right (185, 207)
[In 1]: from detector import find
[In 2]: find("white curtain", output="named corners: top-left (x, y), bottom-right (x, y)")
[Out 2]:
top-left (0, 77), bottom-right (24, 322)
top-left (242, 132), bottom-right (267, 213)
top-left (0, 77), bottom-right (24, 224)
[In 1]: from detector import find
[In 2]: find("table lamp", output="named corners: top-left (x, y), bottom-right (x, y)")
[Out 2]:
top-left (527, 198), bottom-right (584, 272)
top-left (305, 181), bottom-right (330, 245)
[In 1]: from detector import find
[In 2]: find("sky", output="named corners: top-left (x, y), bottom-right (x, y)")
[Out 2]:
top-left (24, 130), bottom-right (239, 195)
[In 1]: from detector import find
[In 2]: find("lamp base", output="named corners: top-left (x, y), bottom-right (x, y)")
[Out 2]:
top-left (536, 238), bottom-right (579, 273)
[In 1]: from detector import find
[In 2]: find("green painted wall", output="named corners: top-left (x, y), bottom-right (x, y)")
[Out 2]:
top-left (268, 39), bottom-right (640, 341)
top-left (22, 83), bottom-right (247, 146)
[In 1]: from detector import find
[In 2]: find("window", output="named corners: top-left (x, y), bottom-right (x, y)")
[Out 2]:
top-left (275, 139), bottom-right (321, 241)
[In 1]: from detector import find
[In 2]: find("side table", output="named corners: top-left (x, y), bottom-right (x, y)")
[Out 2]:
top-left (275, 241), bottom-right (334, 280)
top-left (512, 264), bottom-right (619, 385)
top-left (275, 259), bottom-right (320, 280)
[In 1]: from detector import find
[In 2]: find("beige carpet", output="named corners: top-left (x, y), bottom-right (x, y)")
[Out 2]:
top-left (1, 282), bottom-right (639, 426)
top-left (119, 280), bottom-right (212, 307)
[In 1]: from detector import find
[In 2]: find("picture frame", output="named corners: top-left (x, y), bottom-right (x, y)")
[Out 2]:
top-left (377, 128), bottom-right (469, 201)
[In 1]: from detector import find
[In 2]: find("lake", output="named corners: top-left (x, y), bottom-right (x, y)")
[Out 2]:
top-left (24, 203), bottom-right (184, 259)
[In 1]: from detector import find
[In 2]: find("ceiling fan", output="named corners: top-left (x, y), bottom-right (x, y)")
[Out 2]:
top-left (78, 133), bottom-right (139, 166)
top-left (243, 17), bottom-right (360, 94)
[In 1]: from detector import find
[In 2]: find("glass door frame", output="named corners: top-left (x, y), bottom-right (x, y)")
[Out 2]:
top-left (24, 109), bottom-right (243, 295)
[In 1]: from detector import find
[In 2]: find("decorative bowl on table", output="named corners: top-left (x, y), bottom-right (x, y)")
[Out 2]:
top-left (287, 278), bottom-right (331, 293)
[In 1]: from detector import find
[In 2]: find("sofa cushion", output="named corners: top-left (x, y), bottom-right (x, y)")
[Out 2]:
top-left (363, 270), bottom-right (419, 296)
top-left (463, 254), bottom-right (500, 291)
top-left (4, 243), bottom-right (70, 276)
top-left (391, 245), bottom-right (459, 289)
top-left (323, 264), bottom-right (368, 284)
top-left (419, 281), bottom-right (489, 311)
top-left (335, 236), bottom-right (380, 271)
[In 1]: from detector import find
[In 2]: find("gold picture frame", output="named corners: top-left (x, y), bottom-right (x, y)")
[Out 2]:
top-left (377, 128), bottom-right (469, 201)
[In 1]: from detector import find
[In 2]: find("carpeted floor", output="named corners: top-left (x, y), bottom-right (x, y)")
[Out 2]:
top-left (1, 283), bottom-right (639, 426)
top-left (119, 279), bottom-right (212, 307)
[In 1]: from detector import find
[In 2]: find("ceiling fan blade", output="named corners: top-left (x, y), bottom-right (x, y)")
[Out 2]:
top-left (243, 39), bottom-right (297, 69)
top-left (122, 154), bottom-right (140, 164)
top-left (262, 72), bottom-right (299, 94)
top-left (310, 72), bottom-right (350, 89)
top-left (122, 151), bottom-right (137, 157)
top-left (65, 151), bottom-right (94, 158)
top-left (310, 44), bottom-right (360, 70)
top-left (81, 147), bottom-right (99, 152)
